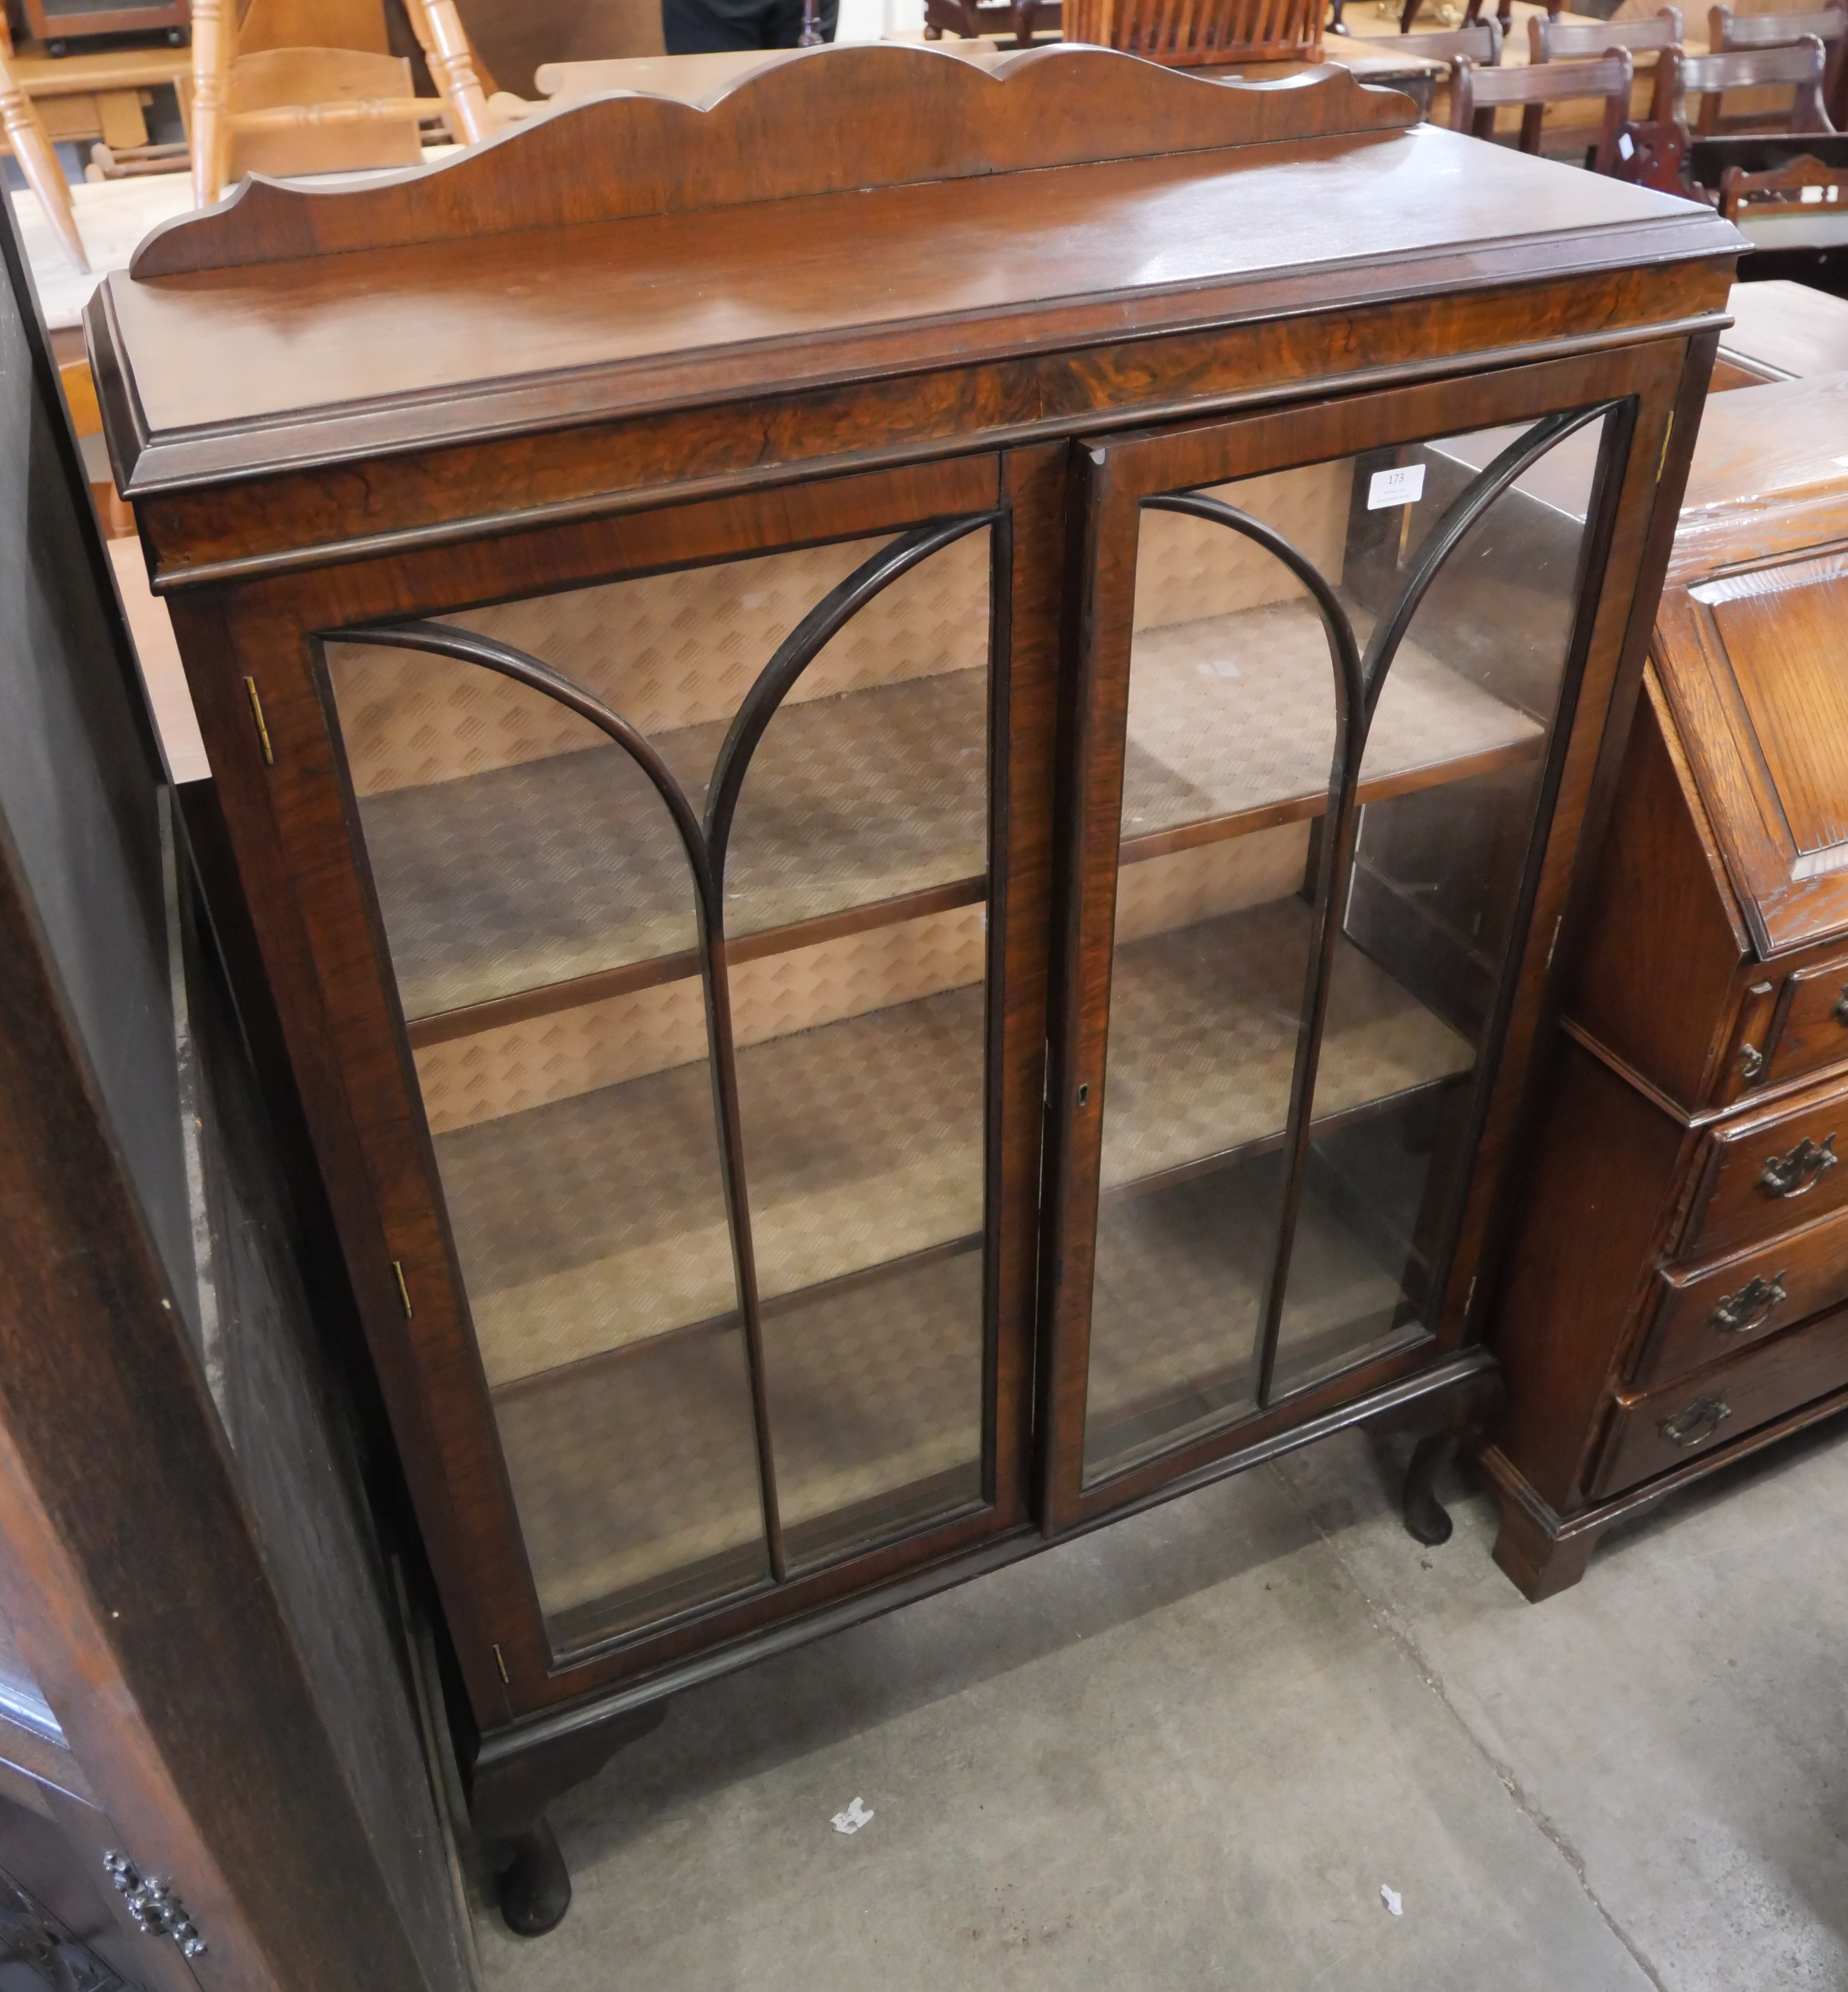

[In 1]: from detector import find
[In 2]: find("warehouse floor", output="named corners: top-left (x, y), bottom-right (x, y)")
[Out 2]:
top-left (474, 1419), bottom-right (1848, 1991)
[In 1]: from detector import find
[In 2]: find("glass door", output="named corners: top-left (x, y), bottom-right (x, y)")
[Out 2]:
top-left (315, 488), bottom-right (1030, 1665)
top-left (1047, 359), bottom-right (1656, 1515)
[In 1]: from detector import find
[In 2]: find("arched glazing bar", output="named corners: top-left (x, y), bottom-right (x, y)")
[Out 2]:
top-left (1142, 401), bottom-right (1619, 1413)
top-left (332, 508), bottom-right (1001, 1594)
top-left (705, 514), bottom-right (995, 874)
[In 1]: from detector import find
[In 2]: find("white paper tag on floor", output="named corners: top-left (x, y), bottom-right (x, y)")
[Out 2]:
top-left (1367, 464), bottom-right (1425, 510)
top-left (831, 1797), bottom-right (875, 1836)
top-left (1380, 1885), bottom-right (1403, 1917)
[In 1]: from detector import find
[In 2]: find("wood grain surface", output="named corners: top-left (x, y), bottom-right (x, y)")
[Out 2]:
top-left (1641, 1199), bottom-right (1848, 1392)
top-left (86, 48), bottom-right (1735, 1764)
top-left (106, 128), bottom-right (1718, 447)
top-left (130, 44), bottom-right (1415, 279)
top-left (1718, 278), bottom-right (1848, 379)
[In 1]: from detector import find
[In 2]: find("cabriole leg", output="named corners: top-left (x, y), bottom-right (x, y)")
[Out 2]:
top-left (492, 1816), bottom-right (571, 1938)
top-left (472, 1699), bottom-right (666, 1938)
top-left (1402, 1430), bottom-right (1459, 1546)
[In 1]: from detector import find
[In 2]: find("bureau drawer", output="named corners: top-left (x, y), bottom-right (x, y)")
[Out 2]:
top-left (1639, 1202), bottom-right (1848, 1391)
top-left (1681, 1079), bottom-right (1848, 1257)
top-left (1594, 1298), bottom-right (1848, 1498)
top-left (1758, 958), bottom-right (1848, 1093)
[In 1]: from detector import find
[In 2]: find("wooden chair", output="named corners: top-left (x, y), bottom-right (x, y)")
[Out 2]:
top-left (1452, 45), bottom-right (1636, 171)
top-left (1374, 19), bottom-right (1498, 113)
top-left (1717, 143), bottom-right (1848, 210)
top-left (1529, 8), bottom-right (1679, 160)
top-left (190, 0), bottom-right (492, 206)
top-left (1623, 39), bottom-right (1837, 193)
top-left (1666, 36), bottom-right (1837, 142)
top-left (1530, 6), bottom-right (1682, 65)
top-left (1394, 18), bottom-right (1501, 68)
top-left (0, 40), bottom-right (87, 271)
top-left (1708, 3), bottom-right (1846, 130)
top-left (1063, 0), bottom-right (1322, 66)
top-left (923, 0), bottom-right (1060, 45)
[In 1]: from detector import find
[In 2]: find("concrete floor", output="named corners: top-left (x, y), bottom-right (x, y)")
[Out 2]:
top-left (476, 1421), bottom-right (1848, 1990)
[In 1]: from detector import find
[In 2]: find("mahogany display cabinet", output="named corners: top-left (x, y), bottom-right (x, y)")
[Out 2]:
top-left (1485, 372), bottom-right (1848, 1599)
top-left (87, 44), bottom-right (1739, 1930)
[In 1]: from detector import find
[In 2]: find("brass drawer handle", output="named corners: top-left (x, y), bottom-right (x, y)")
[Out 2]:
top-left (1740, 1042), bottom-right (1766, 1082)
top-left (1832, 984), bottom-right (1848, 1026)
top-left (1759, 1134), bottom-right (1838, 1198)
top-left (1708, 1271), bottom-right (1787, 1336)
top-left (1658, 1397), bottom-right (1732, 1449)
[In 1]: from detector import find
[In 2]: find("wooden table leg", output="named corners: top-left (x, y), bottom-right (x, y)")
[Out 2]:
top-left (0, 50), bottom-right (87, 272)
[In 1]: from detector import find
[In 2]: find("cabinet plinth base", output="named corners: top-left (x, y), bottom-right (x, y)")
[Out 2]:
top-left (1480, 1383), bottom-right (1848, 1600)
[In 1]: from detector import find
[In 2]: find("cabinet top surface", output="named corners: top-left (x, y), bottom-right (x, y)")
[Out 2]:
top-left (1718, 280), bottom-right (1848, 383)
top-left (89, 47), bottom-right (1734, 492)
top-left (1656, 371), bottom-right (1848, 957)
top-left (1676, 368), bottom-right (1848, 554)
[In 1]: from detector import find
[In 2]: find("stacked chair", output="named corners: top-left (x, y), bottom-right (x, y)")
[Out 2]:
top-left (1436, 0), bottom-right (1839, 201)
top-left (0, 29), bottom-right (87, 270)
top-left (188, 0), bottom-right (494, 205)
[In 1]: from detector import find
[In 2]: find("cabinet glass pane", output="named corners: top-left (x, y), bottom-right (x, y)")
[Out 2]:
top-left (1083, 416), bottom-right (1612, 1483)
top-left (325, 524), bottom-right (994, 1648)
top-left (728, 530), bottom-right (992, 1571)
top-left (1272, 416), bottom-right (1610, 1393)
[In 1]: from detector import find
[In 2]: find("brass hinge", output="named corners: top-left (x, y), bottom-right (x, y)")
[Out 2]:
top-left (242, 676), bottom-right (274, 765)
top-left (493, 1643), bottom-right (510, 1684)
top-left (1656, 410), bottom-right (1675, 483)
top-left (391, 1260), bottom-right (413, 1318)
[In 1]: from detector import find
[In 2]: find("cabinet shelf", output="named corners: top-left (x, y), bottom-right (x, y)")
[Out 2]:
top-left (1119, 595), bottom-right (1546, 858)
top-left (367, 598), bottom-right (1540, 1047)
top-left (494, 1240), bottom-right (987, 1636)
top-left (436, 982), bottom-right (989, 1389)
top-left (437, 894), bottom-right (1470, 1395)
top-left (1085, 1145), bottom-right (1431, 1480)
top-left (1101, 897), bottom-right (1474, 1192)
top-left (363, 666), bottom-right (991, 1034)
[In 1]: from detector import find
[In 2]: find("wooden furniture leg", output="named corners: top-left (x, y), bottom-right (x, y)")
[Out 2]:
top-left (0, 48), bottom-right (87, 271)
top-left (471, 1702), bottom-right (666, 1935)
top-left (1403, 1431), bottom-right (1460, 1545)
top-left (406, 0), bottom-right (493, 144)
top-left (1363, 1361), bottom-right (1504, 1548)
top-left (491, 1819), bottom-right (572, 1938)
top-left (1489, 1488), bottom-right (1599, 1599)
top-left (1477, 1449), bottom-right (1604, 1599)
top-left (189, 0), bottom-right (232, 205)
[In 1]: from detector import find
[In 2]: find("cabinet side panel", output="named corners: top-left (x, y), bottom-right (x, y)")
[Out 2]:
top-left (182, 859), bottom-right (478, 1992)
top-left (1566, 673), bottom-right (1750, 1112)
top-left (1489, 1035), bottom-right (1689, 1510)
